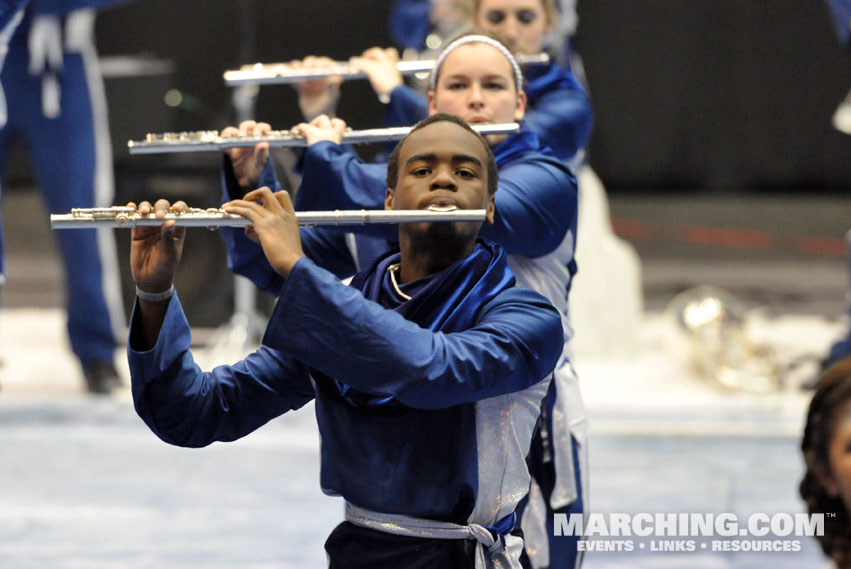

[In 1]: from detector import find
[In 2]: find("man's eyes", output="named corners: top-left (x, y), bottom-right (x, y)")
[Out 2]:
top-left (456, 169), bottom-right (478, 179)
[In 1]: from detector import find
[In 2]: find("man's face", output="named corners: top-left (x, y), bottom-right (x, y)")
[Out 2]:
top-left (476, 0), bottom-right (551, 56)
top-left (825, 402), bottom-right (851, 513)
top-left (386, 121), bottom-right (495, 240)
top-left (428, 43), bottom-right (526, 145)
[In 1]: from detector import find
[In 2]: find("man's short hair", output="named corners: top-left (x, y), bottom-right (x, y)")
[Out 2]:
top-left (386, 113), bottom-right (499, 196)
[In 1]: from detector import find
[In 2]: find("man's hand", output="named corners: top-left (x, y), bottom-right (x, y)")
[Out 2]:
top-left (291, 114), bottom-right (347, 147)
top-left (223, 187), bottom-right (305, 278)
top-left (128, 199), bottom-right (188, 350)
top-left (349, 47), bottom-right (403, 100)
top-left (222, 120), bottom-right (272, 190)
top-left (129, 199), bottom-right (188, 295)
top-left (291, 56), bottom-right (343, 121)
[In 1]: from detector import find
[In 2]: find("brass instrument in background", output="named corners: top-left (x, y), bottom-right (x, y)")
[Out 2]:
top-left (50, 206), bottom-right (487, 230)
top-left (127, 123), bottom-right (520, 155)
top-left (223, 53), bottom-right (550, 86)
top-left (665, 285), bottom-right (783, 394)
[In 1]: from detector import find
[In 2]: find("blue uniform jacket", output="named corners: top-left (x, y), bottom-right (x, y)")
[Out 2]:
top-left (385, 61), bottom-right (593, 162)
top-left (128, 243), bottom-right (562, 523)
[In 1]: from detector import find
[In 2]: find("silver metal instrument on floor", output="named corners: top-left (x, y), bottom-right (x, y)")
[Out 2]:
top-left (223, 53), bottom-right (549, 86)
top-left (127, 123), bottom-right (519, 155)
top-left (50, 206), bottom-right (487, 229)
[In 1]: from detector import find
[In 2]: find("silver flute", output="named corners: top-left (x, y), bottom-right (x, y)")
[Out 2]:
top-left (223, 53), bottom-right (550, 86)
top-left (50, 207), bottom-right (487, 230)
top-left (128, 122), bottom-right (519, 155)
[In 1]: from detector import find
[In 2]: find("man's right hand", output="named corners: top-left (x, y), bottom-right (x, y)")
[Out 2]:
top-left (129, 199), bottom-right (188, 297)
top-left (222, 120), bottom-right (272, 190)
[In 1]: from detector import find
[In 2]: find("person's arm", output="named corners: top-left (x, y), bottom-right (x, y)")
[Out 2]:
top-left (389, 0), bottom-right (431, 50)
top-left (480, 153), bottom-right (578, 258)
top-left (221, 220), bottom-right (360, 295)
top-left (263, 257), bottom-right (563, 409)
top-left (125, 197), bottom-right (314, 447)
top-left (524, 77), bottom-right (593, 162)
top-left (128, 292), bottom-right (314, 448)
top-left (294, 136), bottom-right (399, 241)
top-left (826, 0), bottom-right (851, 48)
top-left (222, 187), bottom-right (562, 408)
top-left (385, 84), bottom-right (429, 127)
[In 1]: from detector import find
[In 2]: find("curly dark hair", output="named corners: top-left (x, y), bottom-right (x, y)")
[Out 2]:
top-left (800, 356), bottom-right (851, 568)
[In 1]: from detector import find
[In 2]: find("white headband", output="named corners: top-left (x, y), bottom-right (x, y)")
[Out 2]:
top-left (429, 34), bottom-right (523, 91)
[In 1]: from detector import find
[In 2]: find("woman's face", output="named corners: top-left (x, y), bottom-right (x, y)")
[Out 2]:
top-left (825, 402), bottom-right (851, 513)
top-left (428, 42), bottom-right (526, 146)
top-left (475, 0), bottom-right (551, 55)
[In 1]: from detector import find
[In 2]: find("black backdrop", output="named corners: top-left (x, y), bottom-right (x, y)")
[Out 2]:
top-left (95, 0), bottom-right (851, 192)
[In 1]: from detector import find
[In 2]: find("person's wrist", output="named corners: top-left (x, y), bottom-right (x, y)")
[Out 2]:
top-left (136, 283), bottom-right (174, 302)
top-left (274, 254), bottom-right (305, 279)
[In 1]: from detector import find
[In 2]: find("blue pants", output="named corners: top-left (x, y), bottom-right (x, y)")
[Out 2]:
top-left (0, 44), bottom-right (119, 364)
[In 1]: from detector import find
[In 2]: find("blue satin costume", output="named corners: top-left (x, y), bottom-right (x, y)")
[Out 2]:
top-left (220, 124), bottom-right (585, 568)
top-left (129, 241), bottom-right (562, 568)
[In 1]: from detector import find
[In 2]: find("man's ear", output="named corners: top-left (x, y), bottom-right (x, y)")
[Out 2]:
top-left (806, 450), bottom-right (841, 497)
top-left (385, 187), bottom-right (395, 210)
top-left (486, 195), bottom-right (495, 224)
top-left (514, 90), bottom-right (527, 122)
top-left (427, 90), bottom-right (437, 115)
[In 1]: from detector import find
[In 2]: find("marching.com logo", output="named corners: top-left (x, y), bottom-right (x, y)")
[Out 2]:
top-left (554, 513), bottom-right (826, 553)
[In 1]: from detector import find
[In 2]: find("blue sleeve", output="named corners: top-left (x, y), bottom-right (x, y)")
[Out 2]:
top-left (524, 81), bottom-right (593, 162)
top-left (220, 225), bottom-right (359, 294)
top-left (480, 154), bottom-right (578, 257)
top-left (31, 0), bottom-right (131, 15)
top-left (220, 155), bottom-right (289, 294)
top-left (127, 293), bottom-right (315, 448)
top-left (385, 85), bottom-right (429, 127)
top-left (389, 0), bottom-right (431, 50)
top-left (295, 142), bottom-right (398, 240)
top-left (826, 0), bottom-right (851, 47)
top-left (263, 258), bottom-right (563, 410)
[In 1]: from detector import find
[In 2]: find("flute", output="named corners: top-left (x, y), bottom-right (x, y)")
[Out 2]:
top-left (50, 206), bottom-right (488, 230)
top-left (224, 53), bottom-right (550, 86)
top-left (127, 123), bottom-right (519, 155)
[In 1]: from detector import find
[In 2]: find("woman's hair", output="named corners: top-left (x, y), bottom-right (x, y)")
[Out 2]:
top-left (429, 30), bottom-right (523, 91)
top-left (386, 112), bottom-right (498, 196)
top-left (467, 0), bottom-right (557, 27)
top-left (800, 357), bottom-right (851, 568)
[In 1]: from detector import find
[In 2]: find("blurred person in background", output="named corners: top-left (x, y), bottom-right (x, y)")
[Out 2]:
top-left (0, 0), bottom-right (130, 394)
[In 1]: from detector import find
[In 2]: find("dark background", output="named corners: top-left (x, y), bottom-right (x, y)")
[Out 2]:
top-left (5, 0), bottom-right (851, 326)
top-left (88, 0), bottom-right (851, 193)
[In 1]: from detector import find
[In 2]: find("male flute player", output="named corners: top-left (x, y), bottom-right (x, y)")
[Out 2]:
top-left (126, 114), bottom-right (562, 568)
